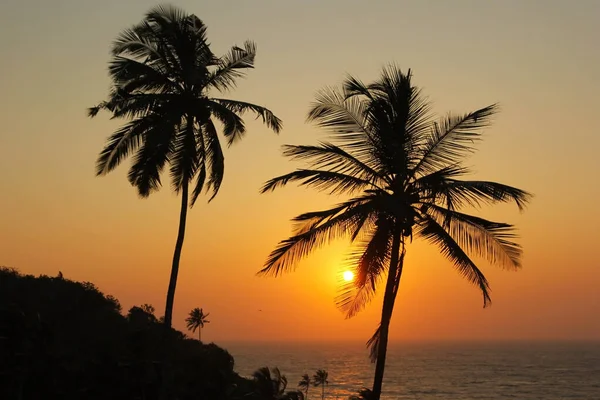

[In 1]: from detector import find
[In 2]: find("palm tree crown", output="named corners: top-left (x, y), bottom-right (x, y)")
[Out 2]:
top-left (186, 307), bottom-right (209, 340)
top-left (298, 373), bottom-right (311, 399)
top-left (90, 5), bottom-right (281, 199)
top-left (259, 65), bottom-right (530, 400)
top-left (89, 5), bottom-right (281, 328)
top-left (312, 370), bottom-right (328, 400)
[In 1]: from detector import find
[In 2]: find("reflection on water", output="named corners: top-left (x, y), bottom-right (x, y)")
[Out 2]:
top-left (223, 341), bottom-right (600, 399)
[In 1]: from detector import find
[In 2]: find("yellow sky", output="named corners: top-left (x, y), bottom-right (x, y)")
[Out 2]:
top-left (1, 0), bottom-right (599, 342)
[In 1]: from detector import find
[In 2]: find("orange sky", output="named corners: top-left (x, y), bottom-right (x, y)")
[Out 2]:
top-left (1, 0), bottom-right (599, 343)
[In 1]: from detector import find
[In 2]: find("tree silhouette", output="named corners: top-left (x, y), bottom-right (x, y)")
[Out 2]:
top-left (349, 388), bottom-right (373, 400)
top-left (89, 4), bottom-right (282, 328)
top-left (252, 367), bottom-right (289, 399)
top-left (298, 373), bottom-right (311, 399)
top-left (0, 267), bottom-right (244, 400)
top-left (258, 66), bottom-right (531, 400)
top-left (312, 370), bottom-right (328, 400)
top-left (185, 307), bottom-right (210, 341)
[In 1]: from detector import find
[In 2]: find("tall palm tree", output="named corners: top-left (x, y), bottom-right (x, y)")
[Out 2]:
top-left (258, 66), bottom-right (530, 400)
top-left (298, 373), bottom-right (311, 400)
top-left (312, 370), bottom-right (328, 400)
top-left (185, 307), bottom-right (210, 341)
top-left (89, 5), bottom-right (281, 328)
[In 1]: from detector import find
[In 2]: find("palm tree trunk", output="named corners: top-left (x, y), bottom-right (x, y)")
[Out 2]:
top-left (321, 384), bottom-right (324, 400)
top-left (163, 181), bottom-right (189, 328)
top-left (198, 327), bottom-right (201, 342)
top-left (371, 231), bottom-right (405, 400)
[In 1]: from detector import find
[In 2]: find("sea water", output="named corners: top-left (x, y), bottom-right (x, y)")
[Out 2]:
top-left (224, 341), bottom-right (600, 399)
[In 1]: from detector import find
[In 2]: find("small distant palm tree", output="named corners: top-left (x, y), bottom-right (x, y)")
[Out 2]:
top-left (185, 307), bottom-right (210, 341)
top-left (89, 4), bottom-right (281, 329)
top-left (258, 66), bottom-right (531, 400)
top-left (312, 370), bottom-right (328, 400)
top-left (298, 373), bottom-right (311, 399)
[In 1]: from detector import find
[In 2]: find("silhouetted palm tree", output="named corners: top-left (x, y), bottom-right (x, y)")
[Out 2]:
top-left (298, 373), bottom-right (311, 399)
top-left (258, 66), bottom-right (531, 400)
top-left (89, 5), bottom-right (281, 328)
top-left (185, 307), bottom-right (210, 341)
top-left (312, 370), bottom-right (328, 400)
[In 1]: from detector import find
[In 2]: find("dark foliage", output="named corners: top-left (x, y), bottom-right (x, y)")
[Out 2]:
top-left (0, 267), bottom-right (279, 400)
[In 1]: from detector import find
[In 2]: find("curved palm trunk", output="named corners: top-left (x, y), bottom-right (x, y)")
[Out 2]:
top-left (163, 181), bottom-right (189, 328)
top-left (371, 231), bottom-right (405, 400)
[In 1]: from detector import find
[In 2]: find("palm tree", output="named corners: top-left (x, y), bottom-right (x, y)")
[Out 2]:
top-left (89, 5), bottom-right (281, 328)
top-left (185, 307), bottom-right (210, 341)
top-left (258, 66), bottom-right (531, 400)
top-left (298, 373), bottom-right (311, 399)
top-left (312, 370), bottom-right (328, 400)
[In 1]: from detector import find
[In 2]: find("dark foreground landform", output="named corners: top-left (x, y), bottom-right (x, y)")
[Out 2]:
top-left (0, 267), bottom-right (310, 400)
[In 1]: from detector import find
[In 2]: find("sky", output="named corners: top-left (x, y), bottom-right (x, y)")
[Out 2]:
top-left (1, 0), bottom-right (599, 344)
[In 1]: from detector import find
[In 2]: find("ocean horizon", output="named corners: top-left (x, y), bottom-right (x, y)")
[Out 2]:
top-left (220, 340), bottom-right (600, 399)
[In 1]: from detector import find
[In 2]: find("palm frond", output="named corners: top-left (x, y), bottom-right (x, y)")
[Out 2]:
top-left (306, 87), bottom-right (376, 160)
top-left (207, 40), bottom-right (256, 92)
top-left (412, 104), bottom-right (499, 176)
top-left (95, 116), bottom-right (158, 175)
top-left (146, 4), bottom-right (189, 26)
top-left (126, 120), bottom-right (175, 197)
top-left (282, 142), bottom-right (387, 187)
top-left (169, 119), bottom-right (199, 192)
top-left (422, 203), bottom-right (523, 268)
top-left (190, 130), bottom-right (207, 207)
top-left (343, 74), bottom-right (373, 100)
top-left (416, 216), bottom-right (492, 307)
top-left (98, 92), bottom-right (175, 120)
top-left (111, 25), bottom-right (160, 59)
top-left (207, 99), bottom-right (246, 146)
top-left (336, 217), bottom-right (393, 318)
top-left (212, 98), bottom-right (282, 135)
top-left (260, 169), bottom-right (376, 196)
top-left (258, 200), bottom-right (376, 276)
top-left (366, 325), bottom-right (381, 363)
top-left (288, 194), bottom-right (376, 236)
top-left (203, 119), bottom-right (225, 202)
top-left (431, 179), bottom-right (532, 211)
top-left (108, 56), bottom-right (180, 94)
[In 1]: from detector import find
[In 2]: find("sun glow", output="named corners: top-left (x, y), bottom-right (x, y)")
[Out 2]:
top-left (342, 270), bottom-right (354, 282)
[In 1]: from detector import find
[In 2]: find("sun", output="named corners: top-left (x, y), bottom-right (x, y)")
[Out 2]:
top-left (342, 270), bottom-right (354, 282)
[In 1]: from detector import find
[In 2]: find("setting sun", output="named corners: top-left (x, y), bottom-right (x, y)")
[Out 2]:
top-left (343, 271), bottom-right (354, 282)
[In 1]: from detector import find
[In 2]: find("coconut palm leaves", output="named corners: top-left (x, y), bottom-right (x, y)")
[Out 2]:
top-left (90, 5), bottom-right (281, 328)
top-left (259, 65), bottom-right (530, 400)
top-left (185, 307), bottom-right (210, 341)
top-left (298, 374), bottom-right (311, 399)
top-left (312, 370), bottom-right (328, 400)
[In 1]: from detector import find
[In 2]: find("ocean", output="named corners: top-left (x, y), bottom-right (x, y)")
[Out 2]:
top-left (223, 341), bottom-right (600, 399)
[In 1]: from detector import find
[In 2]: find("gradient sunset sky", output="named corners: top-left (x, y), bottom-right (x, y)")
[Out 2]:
top-left (1, 0), bottom-right (599, 343)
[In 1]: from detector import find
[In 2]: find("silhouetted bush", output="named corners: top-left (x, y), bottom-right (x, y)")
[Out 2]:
top-left (0, 267), bottom-right (251, 400)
